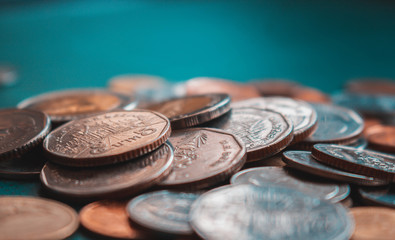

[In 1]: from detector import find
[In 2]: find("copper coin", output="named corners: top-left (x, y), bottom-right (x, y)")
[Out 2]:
top-left (127, 190), bottom-right (200, 235)
top-left (0, 150), bottom-right (46, 179)
top-left (249, 78), bottom-right (300, 96)
top-left (80, 200), bottom-right (147, 239)
top-left (232, 97), bottom-right (317, 143)
top-left (159, 128), bottom-right (246, 189)
top-left (346, 78), bottom-right (395, 95)
top-left (0, 196), bottom-right (79, 240)
top-left (206, 107), bottom-right (294, 161)
top-left (18, 89), bottom-right (137, 124)
top-left (43, 110), bottom-right (171, 167)
top-left (291, 86), bottom-right (331, 103)
top-left (312, 144), bottom-right (395, 182)
top-left (363, 118), bottom-right (381, 137)
top-left (0, 108), bottom-right (50, 160)
top-left (358, 185), bottom-right (395, 208)
top-left (146, 94), bottom-right (231, 129)
top-left (282, 151), bottom-right (387, 186)
top-left (349, 207), bottom-right (395, 240)
top-left (366, 125), bottom-right (395, 153)
top-left (108, 74), bottom-right (166, 95)
top-left (41, 142), bottom-right (173, 199)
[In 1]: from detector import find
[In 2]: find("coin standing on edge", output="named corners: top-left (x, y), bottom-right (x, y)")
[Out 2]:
top-left (358, 186), bottom-right (395, 208)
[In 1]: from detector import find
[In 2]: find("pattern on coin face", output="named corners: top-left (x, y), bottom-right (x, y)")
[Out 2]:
top-left (44, 110), bottom-right (171, 166)
top-left (358, 186), bottom-right (395, 208)
top-left (127, 190), bottom-right (199, 235)
top-left (190, 184), bottom-right (353, 240)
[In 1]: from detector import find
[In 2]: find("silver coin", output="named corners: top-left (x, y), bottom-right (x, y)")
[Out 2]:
top-left (358, 186), bottom-right (395, 208)
top-left (346, 137), bottom-right (367, 149)
top-left (127, 190), bottom-right (200, 235)
top-left (190, 184), bottom-right (354, 240)
top-left (231, 166), bottom-right (350, 203)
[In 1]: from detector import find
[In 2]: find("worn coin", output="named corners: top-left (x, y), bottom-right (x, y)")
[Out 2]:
top-left (43, 110), bottom-right (171, 167)
top-left (0, 150), bottom-right (46, 179)
top-left (282, 151), bottom-right (387, 186)
top-left (41, 143), bottom-right (173, 200)
top-left (127, 190), bottom-right (200, 235)
top-left (365, 125), bottom-right (395, 153)
top-left (0, 108), bottom-right (51, 160)
top-left (146, 94), bottom-right (231, 129)
top-left (159, 128), bottom-right (246, 189)
top-left (0, 196), bottom-right (79, 240)
top-left (231, 166), bottom-right (350, 203)
top-left (358, 185), bottom-right (395, 208)
top-left (189, 184), bottom-right (353, 240)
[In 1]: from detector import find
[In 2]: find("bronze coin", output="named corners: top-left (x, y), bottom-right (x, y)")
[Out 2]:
top-left (159, 128), bottom-right (246, 189)
top-left (249, 78), bottom-right (300, 96)
top-left (349, 207), bottom-right (395, 240)
top-left (0, 108), bottom-right (51, 160)
top-left (146, 94), bottom-right (231, 129)
top-left (346, 78), bottom-right (395, 95)
top-left (43, 110), bottom-right (171, 167)
top-left (366, 125), bottom-right (395, 153)
top-left (108, 74), bottom-right (166, 95)
top-left (291, 86), bottom-right (331, 103)
top-left (363, 118), bottom-right (381, 137)
top-left (358, 185), bottom-right (395, 208)
top-left (41, 143), bottom-right (173, 200)
top-left (18, 89), bottom-right (137, 124)
top-left (0, 150), bottom-right (46, 180)
top-left (0, 196), bottom-right (79, 240)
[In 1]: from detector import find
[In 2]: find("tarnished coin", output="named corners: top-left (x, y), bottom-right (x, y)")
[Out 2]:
top-left (0, 196), bottom-right (79, 240)
top-left (41, 143), bottom-right (173, 199)
top-left (349, 207), bottom-right (395, 240)
top-left (232, 97), bottom-right (317, 143)
top-left (80, 200), bottom-right (147, 239)
top-left (127, 190), bottom-right (200, 235)
top-left (189, 184), bottom-right (353, 240)
top-left (159, 128), bottom-right (246, 189)
top-left (43, 110), bottom-right (171, 167)
top-left (312, 144), bottom-right (395, 182)
top-left (282, 151), bottom-right (387, 186)
top-left (231, 166), bottom-right (350, 203)
top-left (18, 89), bottom-right (137, 124)
top-left (0, 150), bottom-right (46, 179)
top-left (358, 186), bottom-right (395, 208)
top-left (146, 94), bottom-right (231, 129)
top-left (346, 78), bottom-right (395, 95)
top-left (366, 125), bottom-right (395, 153)
top-left (0, 109), bottom-right (50, 160)
top-left (206, 107), bottom-right (293, 161)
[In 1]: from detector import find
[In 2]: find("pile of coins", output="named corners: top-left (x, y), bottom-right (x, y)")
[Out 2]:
top-left (1, 76), bottom-right (395, 239)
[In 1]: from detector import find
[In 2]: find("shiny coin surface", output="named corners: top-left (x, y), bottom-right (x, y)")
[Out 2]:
top-left (18, 89), bottom-right (137, 123)
top-left (43, 110), bottom-right (171, 167)
top-left (0, 108), bottom-right (50, 160)
top-left (159, 128), bottom-right (246, 189)
top-left (0, 150), bottom-right (46, 179)
top-left (207, 107), bottom-right (293, 161)
top-left (41, 143), bottom-right (173, 199)
top-left (0, 196), bottom-right (79, 240)
top-left (282, 151), bottom-right (387, 186)
top-left (358, 186), bottom-right (395, 208)
top-left (231, 166), bottom-right (350, 203)
top-left (232, 97), bottom-right (317, 143)
top-left (147, 94), bottom-right (231, 129)
top-left (190, 184), bottom-right (353, 240)
top-left (349, 207), bottom-right (395, 240)
top-left (127, 190), bottom-right (200, 235)
top-left (313, 144), bottom-right (395, 182)
top-left (366, 125), bottom-right (395, 153)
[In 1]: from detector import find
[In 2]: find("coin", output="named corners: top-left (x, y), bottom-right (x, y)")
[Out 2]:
top-left (282, 151), bottom-right (387, 186)
top-left (0, 196), bottom-right (79, 240)
top-left (206, 107), bottom-right (293, 161)
top-left (43, 110), bottom-right (171, 167)
top-left (158, 128), bottom-right (246, 189)
top-left (349, 207), bottom-right (395, 240)
top-left (358, 185), bottom-right (395, 208)
top-left (146, 94), bottom-right (231, 129)
top-left (340, 197), bottom-right (353, 208)
top-left (108, 74), bottom-right (166, 95)
top-left (80, 200), bottom-right (147, 239)
top-left (0, 149), bottom-right (46, 179)
top-left (346, 138), bottom-right (367, 150)
top-left (249, 79), bottom-right (300, 96)
top-left (291, 86), bottom-right (331, 103)
top-left (232, 97), bottom-right (317, 143)
top-left (189, 184), bottom-right (353, 240)
top-left (0, 108), bottom-right (51, 160)
top-left (231, 166), bottom-right (350, 203)
top-left (41, 142), bottom-right (173, 200)
top-left (243, 152), bottom-right (286, 168)
top-left (346, 78), bottom-right (395, 95)
top-left (312, 144), bottom-right (395, 182)
top-left (127, 190), bottom-right (200, 235)
top-left (366, 125), bottom-right (395, 153)
top-left (18, 89), bottom-right (137, 124)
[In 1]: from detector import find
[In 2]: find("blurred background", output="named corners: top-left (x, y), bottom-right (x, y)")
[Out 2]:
top-left (1, 0), bottom-right (395, 107)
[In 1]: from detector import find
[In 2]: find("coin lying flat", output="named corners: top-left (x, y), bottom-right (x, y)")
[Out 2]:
top-left (127, 190), bottom-right (200, 235)
top-left (282, 151), bottom-right (387, 186)
top-left (346, 137), bottom-right (367, 150)
top-left (0, 109), bottom-right (51, 160)
top-left (159, 128), bottom-right (246, 189)
top-left (346, 78), bottom-right (395, 95)
top-left (41, 143), bottom-right (173, 199)
top-left (189, 184), bottom-right (353, 240)
top-left (291, 86), bottom-right (331, 103)
top-left (0, 196), bottom-right (79, 240)
top-left (249, 79), bottom-right (299, 96)
top-left (18, 89), bottom-right (137, 124)
top-left (43, 110), bottom-right (171, 167)
top-left (349, 207), bottom-right (395, 240)
top-left (366, 125), bottom-right (395, 153)
top-left (358, 186), bottom-right (395, 208)
top-left (231, 166), bottom-right (350, 203)
top-left (108, 74), bottom-right (166, 95)
top-left (312, 144), bottom-right (395, 182)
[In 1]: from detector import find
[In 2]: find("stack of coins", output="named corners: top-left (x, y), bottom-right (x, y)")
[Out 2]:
top-left (1, 77), bottom-right (395, 239)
